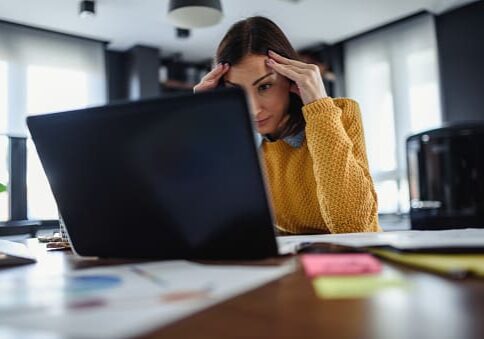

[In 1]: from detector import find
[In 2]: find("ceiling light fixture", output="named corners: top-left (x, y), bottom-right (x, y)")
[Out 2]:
top-left (167, 0), bottom-right (223, 29)
top-left (176, 28), bottom-right (191, 39)
top-left (80, 0), bottom-right (96, 18)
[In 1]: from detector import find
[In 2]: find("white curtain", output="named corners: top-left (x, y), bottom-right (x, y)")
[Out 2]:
top-left (344, 14), bottom-right (442, 214)
top-left (0, 22), bottom-right (106, 136)
top-left (0, 22), bottom-right (106, 220)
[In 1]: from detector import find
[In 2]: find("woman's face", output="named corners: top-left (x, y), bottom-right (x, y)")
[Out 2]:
top-left (223, 54), bottom-right (291, 135)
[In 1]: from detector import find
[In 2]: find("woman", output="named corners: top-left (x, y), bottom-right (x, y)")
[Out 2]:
top-left (194, 16), bottom-right (381, 234)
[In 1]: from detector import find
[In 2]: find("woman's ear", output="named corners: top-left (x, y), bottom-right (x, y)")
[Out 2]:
top-left (289, 81), bottom-right (300, 97)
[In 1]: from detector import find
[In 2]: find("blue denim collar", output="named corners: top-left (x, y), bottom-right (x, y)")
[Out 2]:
top-left (282, 130), bottom-right (305, 148)
top-left (257, 129), bottom-right (305, 148)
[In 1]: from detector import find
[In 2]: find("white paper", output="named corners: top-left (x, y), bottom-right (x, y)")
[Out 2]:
top-left (0, 239), bottom-right (36, 262)
top-left (277, 228), bottom-right (484, 254)
top-left (0, 260), bottom-right (295, 338)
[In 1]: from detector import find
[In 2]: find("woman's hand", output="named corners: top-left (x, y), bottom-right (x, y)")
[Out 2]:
top-left (193, 63), bottom-right (230, 93)
top-left (266, 50), bottom-right (327, 105)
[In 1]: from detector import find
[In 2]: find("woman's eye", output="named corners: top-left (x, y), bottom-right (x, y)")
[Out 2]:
top-left (258, 83), bottom-right (272, 92)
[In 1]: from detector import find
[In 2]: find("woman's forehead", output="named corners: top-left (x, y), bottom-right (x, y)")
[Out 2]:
top-left (225, 55), bottom-right (275, 84)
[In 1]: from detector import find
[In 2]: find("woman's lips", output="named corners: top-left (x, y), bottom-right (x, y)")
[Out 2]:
top-left (255, 116), bottom-right (271, 127)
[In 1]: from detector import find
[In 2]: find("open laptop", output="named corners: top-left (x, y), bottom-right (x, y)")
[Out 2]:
top-left (27, 88), bottom-right (278, 260)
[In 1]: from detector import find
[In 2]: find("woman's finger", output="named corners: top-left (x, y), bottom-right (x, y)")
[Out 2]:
top-left (280, 62), bottom-right (308, 75)
top-left (193, 80), bottom-right (216, 93)
top-left (266, 59), bottom-right (302, 81)
top-left (202, 67), bottom-right (221, 82)
top-left (268, 50), bottom-right (313, 70)
top-left (212, 64), bottom-right (230, 82)
top-left (203, 63), bottom-right (229, 81)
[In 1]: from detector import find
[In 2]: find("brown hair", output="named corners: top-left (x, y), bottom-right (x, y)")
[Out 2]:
top-left (215, 16), bottom-right (305, 139)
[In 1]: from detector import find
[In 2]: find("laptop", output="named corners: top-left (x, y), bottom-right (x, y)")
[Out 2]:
top-left (27, 88), bottom-right (278, 260)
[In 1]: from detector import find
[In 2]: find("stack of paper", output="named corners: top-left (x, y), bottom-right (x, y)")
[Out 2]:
top-left (278, 228), bottom-right (484, 254)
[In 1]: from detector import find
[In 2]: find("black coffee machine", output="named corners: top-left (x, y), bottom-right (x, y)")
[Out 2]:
top-left (406, 123), bottom-right (484, 230)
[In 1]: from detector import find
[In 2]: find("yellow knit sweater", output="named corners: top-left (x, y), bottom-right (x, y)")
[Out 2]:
top-left (262, 97), bottom-right (381, 234)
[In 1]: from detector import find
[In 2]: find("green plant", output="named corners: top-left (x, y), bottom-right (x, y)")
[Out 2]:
top-left (0, 183), bottom-right (6, 193)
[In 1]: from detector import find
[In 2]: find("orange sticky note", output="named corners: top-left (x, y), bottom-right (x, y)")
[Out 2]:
top-left (301, 254), bottom-right (381, 277)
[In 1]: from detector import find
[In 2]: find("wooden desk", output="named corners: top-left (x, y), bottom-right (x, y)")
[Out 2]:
top-left (1, 240), bottom-right (484, 339)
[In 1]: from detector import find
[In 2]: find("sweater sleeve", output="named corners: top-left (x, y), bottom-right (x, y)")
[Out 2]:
top-left (302, 97), bottom-right (381, 233)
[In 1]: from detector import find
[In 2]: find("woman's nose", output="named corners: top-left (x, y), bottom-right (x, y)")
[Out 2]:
top-left (247, 93), bottom-right (262, 118)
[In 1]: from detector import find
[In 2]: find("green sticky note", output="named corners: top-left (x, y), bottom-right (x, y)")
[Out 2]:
top-left (312, 273), bottom-right (407, 299)
top-left (0, 183), bottom-right (6, 193)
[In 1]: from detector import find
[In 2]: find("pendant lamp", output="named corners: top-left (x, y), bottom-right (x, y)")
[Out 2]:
top-left (167, 0), bottom-right (223, 29)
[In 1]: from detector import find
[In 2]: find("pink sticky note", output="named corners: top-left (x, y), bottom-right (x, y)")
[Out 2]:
top-left (301, 254), bottom-right (382, 277)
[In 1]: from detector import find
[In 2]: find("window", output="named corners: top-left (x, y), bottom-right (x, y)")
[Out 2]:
top-left (0, 137), bottom-right (8, 222)
top-left (26, 65), bottom-right (91, 219)
top-left (0, 22), bottom-right (106, 228)
top-left (407, 50), bottom-right (441, 133)
top-left (344, 14), bottom-right (442, 214)
top-left (0, 61), bottom-right (8, 221)
top-left (27, 65), bottom-right (89, 116)
top-left (0, 60), bottom-right (7, 133)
